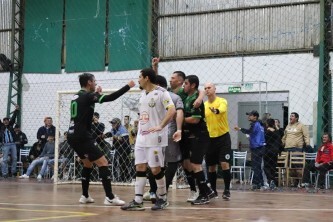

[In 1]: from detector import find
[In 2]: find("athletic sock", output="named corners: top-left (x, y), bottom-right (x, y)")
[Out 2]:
top-left (81, 167), bottom-right (93, 198)
top-left (99, 166), bottom-right (114, 199)
top-left (185, 169), bottom-right (197, 192)
top-left (134, 172), bottom-right (146, 203)
top-left (222, 169), bottom-right (231, 191)
top-left (194, 171), bottom-right (210, 195)
top-left (208, 171), bottom-right (217, 192)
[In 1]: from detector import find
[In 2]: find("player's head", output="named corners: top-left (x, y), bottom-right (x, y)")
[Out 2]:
top-left (139, 68), bottom-right (156, 89)
top-left (322, 133), bottom-right (332, 143)
top-left (170, 71), bottom-right (185, 90)
top-left (184, 75), bottom-right (199, 94)
top-left (204, 82), bottom-right (216, 97)
top-left (79, 73), bottom-right (96, 92)
top-left (155, 75), bottom-right (168, 89)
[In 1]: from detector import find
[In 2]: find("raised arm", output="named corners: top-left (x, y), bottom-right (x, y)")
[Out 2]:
top-left (99, 80), bottom-right (135, 103)
top-left (152, 57), bottom-right (160, 75)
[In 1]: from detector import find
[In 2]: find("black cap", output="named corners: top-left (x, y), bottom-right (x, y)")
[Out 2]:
top-left (246, 110), bottom-right (259, 117)
top-left (110, 118), bottom-right (121, 124)
top-left (14, 124), bottom-right (20, 128)
top-left (3, 117), bottom-right (9, 121)
top-left (93, 112), bottom-right (100, 118)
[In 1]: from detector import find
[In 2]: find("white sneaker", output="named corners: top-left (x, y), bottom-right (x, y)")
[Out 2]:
top-left (79, 195), bottom-right (95, 204)
top-left (37, 175), bottom-right (42, 181)
top-left (187, 191), bottom-right (199, 202)
top-left (143, 191), bottom-right (151, 201)
top-left (19, 174), bottom-right (29, 179)
top-left (104, 196), bottom-right (125, 206)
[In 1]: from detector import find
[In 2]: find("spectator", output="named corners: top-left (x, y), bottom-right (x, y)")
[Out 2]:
top-left (29, 142), bottom-right (43, 163)
top-left (37, 117), bottom-right (56, 148)
top-left (131, 120), bottom-right (139, 145)
top-left (13, 124), bottom-right (28, 161)
top-left (19, 135), bottom-right (55, 180)
top-left (0, 105), bottom-right (19, 178)
top-left (264, 118), bottom-right (282, 189)
top-left (301, 133), bottom-right (333, 189)
top-left (92, 112), bottom-right (112, 161)
top-left (124, 115), bottom-right (134, 146)
top-left (49, 131), bottom-right (74, 180)
top-left (235, 110), bottom-right (266, 190)
top-left (274, 119), bottom-right (284, 138)
top-left (282, 112), bottom-right (311, 152)
top-left (261, 113), bottom-right (271, 125)
top-left (105, 118), bottom-right (132, 182)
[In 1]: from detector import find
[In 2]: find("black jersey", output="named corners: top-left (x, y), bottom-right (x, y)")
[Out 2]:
top-left (67, 85), bottom-right (130, 139)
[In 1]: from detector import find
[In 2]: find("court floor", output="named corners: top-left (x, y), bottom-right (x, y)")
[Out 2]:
top-left (0, 178), bottom-right (333, 222)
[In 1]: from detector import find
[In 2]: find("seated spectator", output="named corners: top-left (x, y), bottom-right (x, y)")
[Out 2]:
top-left (19, 135), bottom-right (55, 181)
top-left (48, 131), bottom-right (74, 180)
top-left (301, 133), bottom-right (333, 188)
top-left (14, 124), bottom-right (28, 172)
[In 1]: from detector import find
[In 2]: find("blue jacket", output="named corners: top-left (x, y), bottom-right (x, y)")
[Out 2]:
top-left (240, 121), bottom-right (266, 149)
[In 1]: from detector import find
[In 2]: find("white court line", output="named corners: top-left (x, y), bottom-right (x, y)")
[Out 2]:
top-left (0, 203), bottom-right (333, 211)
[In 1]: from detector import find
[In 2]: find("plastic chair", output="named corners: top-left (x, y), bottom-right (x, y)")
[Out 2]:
top-left (16, 148), bottom-right (30, 175)
top-left (305, 152), bottom-right (317, 184)
top-left (230, 151), bottom-right (247, 184)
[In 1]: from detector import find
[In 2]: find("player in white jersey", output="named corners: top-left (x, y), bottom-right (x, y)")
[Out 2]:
top-left (121, 68), bottom-right (176, 211)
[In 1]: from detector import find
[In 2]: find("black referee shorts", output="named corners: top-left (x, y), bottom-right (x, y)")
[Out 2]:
top-left (205, 132), bottom-right (231, 166)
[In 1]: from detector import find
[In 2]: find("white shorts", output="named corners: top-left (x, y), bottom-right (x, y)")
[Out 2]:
top-left (134, 146), bottom-right (165, 168)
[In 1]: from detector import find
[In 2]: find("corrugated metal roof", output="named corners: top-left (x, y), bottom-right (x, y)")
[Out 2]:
top-left (158, 4), bottom-right (320, 58)
top-left (159, 0), bottom-right (319, 15)
top-left (0, 0), bottom-right (12, 29)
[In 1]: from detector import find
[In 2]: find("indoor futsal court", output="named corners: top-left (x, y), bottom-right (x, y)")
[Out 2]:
top-left (1, 178), bottom-right (333, 222)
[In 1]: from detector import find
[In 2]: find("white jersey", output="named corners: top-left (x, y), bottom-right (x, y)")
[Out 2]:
top-left (136, 86), bottom-right (174, 147)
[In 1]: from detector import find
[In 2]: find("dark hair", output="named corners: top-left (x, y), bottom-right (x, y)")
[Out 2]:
top-left (93, 112), bottom-right (100, 118)
top-left (291, 112), bottom-right (299, 120)
top-left (173, 71), bottom-right (186, 81)
top-left (275, 119), bottom-right (280, 124)
top-left (185, 75), bottom-right (199, 89)
top-left (266, 118), bottom-right (275, 128)
top-left (140, 68), bottom-right (156, 84)
top-left (79, 73), bottom-right (94, 87)
top-left (155, 75), bottom-right (168, 88)
top-left (323, 132), bottom-right (332, 142)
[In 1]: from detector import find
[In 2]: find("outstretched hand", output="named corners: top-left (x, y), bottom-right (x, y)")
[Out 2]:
top-left (96, 86), bottom-right (102, 93)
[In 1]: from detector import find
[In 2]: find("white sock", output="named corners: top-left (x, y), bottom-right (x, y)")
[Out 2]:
top-left (134, 176), bottom-right (146, 203)
top-left (156, 176), bottom-right (167, 201)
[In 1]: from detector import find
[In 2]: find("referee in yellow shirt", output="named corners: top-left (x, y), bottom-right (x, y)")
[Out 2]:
top-left (204, 83), bottom-right (231, 200)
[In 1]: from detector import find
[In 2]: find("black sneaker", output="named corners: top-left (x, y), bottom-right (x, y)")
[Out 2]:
top-left (151, 198), bottom-right (168, 211)
top-left (191, 195), bottom-right (210, 205)
top-left (120, 200), bottom-right (145, 211)
top-left (222, 190), bottom-right (230, 200)
top-left (208, 190), bottom-right (218, 199)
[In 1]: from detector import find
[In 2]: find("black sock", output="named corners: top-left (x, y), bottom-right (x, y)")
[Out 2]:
top-left (194, 171), bottom-right (209, 196)
top-left (81, 167), bottom-right (93, 198)
top-left (99, 166), bottom-right (114, 199)
top-left (222, 169), bottom-right (231, 191)
top-left (165, 162), bottom-right (178, 191)
top-left (208, 172), bottom-right (217, 192)
top-left (148, 169), bottom-right (157, 193)
top-left (185, 169), bottom-right (196, 192)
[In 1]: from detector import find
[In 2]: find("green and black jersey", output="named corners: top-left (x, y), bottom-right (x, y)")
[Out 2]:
top-left (68, 85), bottom-right (130, 139)
top-left (183, 90), bottom-right (208, 134)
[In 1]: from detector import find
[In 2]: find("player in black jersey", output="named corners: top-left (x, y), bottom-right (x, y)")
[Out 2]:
top-left (67, 73), bottom-right (135, 206)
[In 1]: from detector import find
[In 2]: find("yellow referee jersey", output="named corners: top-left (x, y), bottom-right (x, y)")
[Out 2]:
top-left (204, 97), bottom-right (229, 138)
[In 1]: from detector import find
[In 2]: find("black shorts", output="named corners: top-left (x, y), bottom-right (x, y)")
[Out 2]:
top-left (67, 137), bottom-right (104, 162)
top-left (180, 132), bottom-right (210, 164)
top-left (205, 132), bottom-right (231, 166)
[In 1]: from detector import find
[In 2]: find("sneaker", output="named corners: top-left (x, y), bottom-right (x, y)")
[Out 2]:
top-left (187, 190), bottom-right (198, 202)
top-left (143, 191), bottom-right (151, 201)
top-left (300, 183), bottom-right (309, 188)
top-left (19, 174), bottom-right (29, 179)
top-left (37, 175), bottom-right (42, 181)
top-left (151, 198), bottom-right (168, 211)
top-left (120, 200), bottom-right (145, 211)
top-left (269, 181), bottom-right (277, 189)
top-left (208, 189), bottom-right (218, 199)
top-left (79, 195), bottom-right (95, 204)
top-left (104, 196), bottom-right (125, 206)
top-left (222, 190), bottom-right (231, 200)
top-left (150, 192), bottom-right (157, 204)
top-left (191, 195), bottom-right (210, 205)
